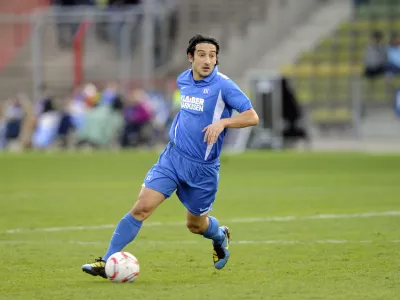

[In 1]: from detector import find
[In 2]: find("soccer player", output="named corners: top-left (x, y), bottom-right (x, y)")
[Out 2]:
top-left (82, 34), bottom-right (259, 278)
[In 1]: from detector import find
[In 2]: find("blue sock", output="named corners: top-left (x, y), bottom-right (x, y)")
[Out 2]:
top-left (103, 212), bottom-right (142, 261)
top-left (203, 216), bottom-right (225, 245)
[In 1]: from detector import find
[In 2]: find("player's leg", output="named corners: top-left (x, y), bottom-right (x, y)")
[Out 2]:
top-left (82, 147), bottom-right (178, 278)
top-left (185, 210), bottom-right (224, 242)
top-left (101, 187), bottom-right (165, 261)
top-left (81, 187), bottom-right (166, 278)
top-left (185, 210), bottom-right (231, 270)
top-left (177, 160), bottom-right (231, 269)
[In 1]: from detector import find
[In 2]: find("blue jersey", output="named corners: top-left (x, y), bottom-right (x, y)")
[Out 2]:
top-left (169, 66), bottom-right (253, 161)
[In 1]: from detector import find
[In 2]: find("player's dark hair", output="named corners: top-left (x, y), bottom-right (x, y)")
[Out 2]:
top-left (186, 34), bottom-right (220, 65)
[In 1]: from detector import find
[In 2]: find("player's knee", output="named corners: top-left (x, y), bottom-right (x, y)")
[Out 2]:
top-left (186, 221), bottom-right (203, 234)
top-left (131, 188), bottom-right (164, 221)
top-left (131, 200), bottom-right (153, 221)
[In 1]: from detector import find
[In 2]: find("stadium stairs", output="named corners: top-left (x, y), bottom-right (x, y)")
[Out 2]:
top-left (248, 0), bottom-right (351, 79)
top-left (276, 0), bottom-right (400, 140)
top-left (158, 0), bottom-right (328, 80)
top-left (238, 0), bottom-right (353, 137)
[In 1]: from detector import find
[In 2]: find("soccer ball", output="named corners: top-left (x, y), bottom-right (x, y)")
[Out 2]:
top-left (105, 252), bottom-right (140, 283)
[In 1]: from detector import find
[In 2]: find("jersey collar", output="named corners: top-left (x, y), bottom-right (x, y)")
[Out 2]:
top-left (191, 66), bottom-right (218, 87)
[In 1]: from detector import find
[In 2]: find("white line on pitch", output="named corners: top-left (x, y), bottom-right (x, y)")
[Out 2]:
top-left (4, 211), bottom-right (400, 234)
top-left (229, 211), bottom-right (400, 223)
top-left (1, 240), bottom-right (400, 246)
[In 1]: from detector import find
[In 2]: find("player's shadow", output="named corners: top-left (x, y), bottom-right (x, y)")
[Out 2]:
top-left (80, 280), bottom-right (142, 285)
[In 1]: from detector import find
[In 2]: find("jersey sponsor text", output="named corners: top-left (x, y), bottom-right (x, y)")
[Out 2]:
top-left (181, 95), bottom-right (204, 112)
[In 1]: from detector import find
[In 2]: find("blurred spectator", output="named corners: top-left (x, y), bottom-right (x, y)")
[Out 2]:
top-left (95, 0), bottom-right (108, 6)
top-left (100, 82), bottom-right (118, 105)
top-left (121, 89), bottom-right (153, 147)
top-left (16, 86), bottom-right (52, 150)
top-left (56, 99), bottom-right (75, 148)
top-left (68, 83), bottom-right (97, 130)
top-left (280, 78), bottom-right (309, 147)
top-left (162, 87), bottom-right (180, 142)
top-left (171, 87), bottom-right (180, 115)
top-left (1, 94), bottom-right (31, 150)
top-left (33, 85), bottom-right (53, 117)
top-left (4, 98), bottom-right (25, 143)
top-left (76, 95), bottom-right (124, 148)
top-left (109, 0), bottom-right (140, 4)
top-left (32, 98), bottom-right (61, 149)
top-left (0, 82), bottom-right (175, 152)
top-left (363, 31), bottom-right (387, 79)
top-left (147, 91), bottom-right (171, 143)
top-left (386, 33), bottom-right (400, 76)
top-left (0, 102), bottom-right (6, 149)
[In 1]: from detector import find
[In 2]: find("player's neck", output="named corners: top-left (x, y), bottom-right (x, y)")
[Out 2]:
top-left (192, 70), bottom-right (204, 81)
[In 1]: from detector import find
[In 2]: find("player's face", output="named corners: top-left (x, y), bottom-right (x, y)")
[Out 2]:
top-left (189, 43), bottom-right (217, 80)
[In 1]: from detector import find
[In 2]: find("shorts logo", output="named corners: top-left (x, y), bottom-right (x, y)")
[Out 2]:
top-left (199, 206), bottom-right (210, 216)
top-left (181, 95), bottom-right (204, 112)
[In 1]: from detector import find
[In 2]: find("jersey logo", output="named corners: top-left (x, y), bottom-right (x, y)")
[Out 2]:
top-left (181, 95), bottom-right (204, 112)
top-left (203, 88), bottom-right (209, 94)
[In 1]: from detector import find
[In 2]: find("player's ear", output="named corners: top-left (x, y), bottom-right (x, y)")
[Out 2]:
top-left (188, 53), bottom-right (194, 64)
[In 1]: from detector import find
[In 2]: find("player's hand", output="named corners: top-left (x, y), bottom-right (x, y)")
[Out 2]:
top-left (202, 121), bottom-right (225, 145)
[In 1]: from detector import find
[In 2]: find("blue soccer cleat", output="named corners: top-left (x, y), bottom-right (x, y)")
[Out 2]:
top-left (82, 257), bottom-right (107, 279)
top-left (213, 226), bottom-right (231, 270)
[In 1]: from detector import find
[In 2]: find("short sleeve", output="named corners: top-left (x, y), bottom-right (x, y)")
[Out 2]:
top-left (222, 78), bottom-right (253, 113)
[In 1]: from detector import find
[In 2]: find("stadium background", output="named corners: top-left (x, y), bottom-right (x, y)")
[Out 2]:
top-left (1, 1), bottom-right (400, 299)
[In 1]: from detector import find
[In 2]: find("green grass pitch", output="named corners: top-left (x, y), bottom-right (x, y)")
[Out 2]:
top-left (1, 150), bottom-right (399, 299)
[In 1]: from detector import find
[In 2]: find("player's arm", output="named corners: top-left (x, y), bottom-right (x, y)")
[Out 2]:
top-left (203, 80), bottom-right (258, 145)
top-left (220, 108), bottom-right (259, 128)
top-left (203, 109), bottom-right (258, 145)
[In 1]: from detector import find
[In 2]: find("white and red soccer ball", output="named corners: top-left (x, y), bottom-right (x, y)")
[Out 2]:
top-left (105, 252), bottom-right (140, 283)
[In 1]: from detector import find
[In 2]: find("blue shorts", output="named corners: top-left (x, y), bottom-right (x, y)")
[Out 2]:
top-left (144, 142), bottom-right (220, 216)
